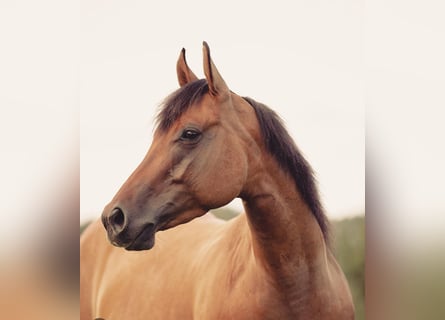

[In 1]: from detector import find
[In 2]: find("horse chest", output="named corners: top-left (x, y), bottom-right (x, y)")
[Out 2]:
top-left (200, 293), bottom-right (293, 320)
top-left (189, 272), bottom-right (294, 320)
top-left (95, 262), bottom-right (290, 320)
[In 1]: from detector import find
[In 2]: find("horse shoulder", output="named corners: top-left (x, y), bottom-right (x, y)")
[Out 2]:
top-left (186, 215), bottom-right (283, 319)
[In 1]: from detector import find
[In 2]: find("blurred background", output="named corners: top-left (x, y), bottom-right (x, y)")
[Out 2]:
top-left (2, 0), bottom-right (444, 319)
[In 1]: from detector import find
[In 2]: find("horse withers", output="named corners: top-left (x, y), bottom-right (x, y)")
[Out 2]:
top-left (81, 42), bottom-right (355, 319)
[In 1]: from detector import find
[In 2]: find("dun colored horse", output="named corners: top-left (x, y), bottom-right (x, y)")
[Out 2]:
top-left (81, 42), bottom-right (354, 319)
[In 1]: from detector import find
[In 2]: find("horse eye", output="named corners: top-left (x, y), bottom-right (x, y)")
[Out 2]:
top-left (180, 129), bottom-right (201, 141)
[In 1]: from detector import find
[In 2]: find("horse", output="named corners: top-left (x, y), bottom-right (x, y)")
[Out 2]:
top-left (80, 42), bottom-right (354, 319)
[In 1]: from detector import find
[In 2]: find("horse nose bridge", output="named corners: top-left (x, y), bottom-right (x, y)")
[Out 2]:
top-left (102, 181), bottom-right (158, 224)
top-left (125, 149), bottom-right (170, 188)
top-left (110, 161), bottom-right (159, 205)
top-left (101, 146), bottom-right (171, 233)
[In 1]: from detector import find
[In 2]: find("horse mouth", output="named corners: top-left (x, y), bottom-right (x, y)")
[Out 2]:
top-left (124, 223), bottom-right (156, 251)
top-left (122, 206), bottom-right (177, 251)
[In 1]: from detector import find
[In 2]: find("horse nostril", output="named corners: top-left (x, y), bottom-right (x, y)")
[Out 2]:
top-left (109, 207), bottom-right (126, 233)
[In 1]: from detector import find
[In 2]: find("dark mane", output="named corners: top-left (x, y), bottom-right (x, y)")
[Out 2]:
top-left (156, 79), bottom-right (209, 131)
top-left (156, 79), bottom-right (330, 243)
top-left (242, 97), bottom-right (330, 243)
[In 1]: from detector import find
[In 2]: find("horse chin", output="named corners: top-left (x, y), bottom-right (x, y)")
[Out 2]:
top-left (125, 238), bottom-right (155, 251)
top-left (123, 224), bottom-right (157, 251)
top-left (158, 207), bottom-right (207, 231)
top-left (120, 208), bottom-right (207, 251)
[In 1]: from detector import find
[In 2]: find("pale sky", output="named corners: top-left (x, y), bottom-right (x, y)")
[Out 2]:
top-left (1, 0), bottom-right (444, 248)
top-left (80, 0), bottom-right (364, 223)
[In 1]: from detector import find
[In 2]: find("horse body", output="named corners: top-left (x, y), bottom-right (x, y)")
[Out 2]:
top-left (82, 214), bottom-right (282, 319)
top-left (81, 42), bottom-right (354, 319)
top-left (82, 214), bottom-right (351, 319)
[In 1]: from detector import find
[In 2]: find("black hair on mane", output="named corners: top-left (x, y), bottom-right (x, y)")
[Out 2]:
top-left (242, 97), bottom-right (330, 243)
top-left (156, 79), bottom-right (209, 131)
top-left (156, 79), bottom-right (330, 243)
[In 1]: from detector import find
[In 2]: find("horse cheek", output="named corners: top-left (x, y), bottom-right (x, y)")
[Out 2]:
top-left (196, 144), bottom-right (247, 208)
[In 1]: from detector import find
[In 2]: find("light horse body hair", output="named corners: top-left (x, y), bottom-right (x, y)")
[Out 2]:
top-left (81, 43), bottom-right (354, 319)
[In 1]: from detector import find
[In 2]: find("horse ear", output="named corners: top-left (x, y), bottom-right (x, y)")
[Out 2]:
top-left (202, 41), bottom-right (229, 97)
top-left (177, 48), bottom-right (198, 87)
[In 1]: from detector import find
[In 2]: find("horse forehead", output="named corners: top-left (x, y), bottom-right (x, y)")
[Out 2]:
top-left (179, 96), bottom-right (221, 125)
top-left (184, 93), bottom-right (253, 121)
top-left (164, 93), bottom-right (255, 132)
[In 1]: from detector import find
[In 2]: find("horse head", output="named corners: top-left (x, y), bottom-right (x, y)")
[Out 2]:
top-left (102, 42), bottom-right (260, 250)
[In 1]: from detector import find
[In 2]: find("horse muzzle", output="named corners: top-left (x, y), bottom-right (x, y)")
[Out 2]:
top-left (101, 207), bottom-right (157, 251)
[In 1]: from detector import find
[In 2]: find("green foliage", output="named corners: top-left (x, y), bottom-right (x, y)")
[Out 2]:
top-left (332, 215), bottom-right (365, 320)
top-left (210, 207), bottom-right (240, 220)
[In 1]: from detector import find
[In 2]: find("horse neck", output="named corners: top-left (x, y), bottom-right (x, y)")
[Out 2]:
top-left (240, 151), bottom-right (329, 291)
